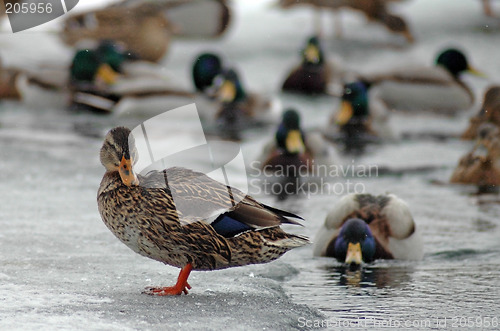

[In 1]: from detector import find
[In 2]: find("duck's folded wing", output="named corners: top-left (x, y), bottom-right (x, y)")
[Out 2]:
top-left (142, 167), bottom-right (303, 231)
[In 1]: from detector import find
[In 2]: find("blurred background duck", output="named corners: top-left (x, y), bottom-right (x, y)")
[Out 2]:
top-left (451, 123), bottom-right (500, 192)
top-left (281, 36), bottom-right (341, 95)
top-left (97, 126), bottom-right (309, 295)
top-left (360, 48), bottom-right (483, 114)
top-left (192, 53), bottom-right (277, 135)
top-left (258, 108), bottom-right (333, 199)
top-left (313, 193), bottom-right (423, 266)
top-left (462, 86), bottom-right (500, 140)
top-left (68, 41), bottom-right (193, 114)
top-left (326, 81), bottom-right (392, 152)
top-left (277, 0), bottom-right (413, 43)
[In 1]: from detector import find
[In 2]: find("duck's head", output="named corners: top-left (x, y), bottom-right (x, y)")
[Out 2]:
top-left (96, 40), bottom-right (128, 73)
top-left (212, 68), bottom-right (247, 103)
top-left (336, 81), bottom-right (369, 126)
top-left (436, 48), bottom-right (483, 78)
top-left (334, 218), bottom-right (376, 267)
top-left (277, 109), bottom-right (306, 155)
top-left (192, 53), bottom-right (223, 92)
top-left (70, 49), bottom-right (119, 85)
top-left (302, 36), bottom-right (324, 66)
top-left (100, 127), bottom-right (139, 186)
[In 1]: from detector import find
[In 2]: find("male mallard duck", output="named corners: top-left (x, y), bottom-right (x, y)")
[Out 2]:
top-left (361, 48), bottom-right (481, 114)
top-left (261, 108), bottom-right (332, 172)
top-left (69, 41), bottom-right (193, 113)
top-left (97, 126), bottom-right (308, 295)
top-left (451, 123), bottom-right (500, 191)
top-left (192, 54), bottom-right (275, 136)
top-left (282, 36), bottom-right (331, 95)
top-left (332, 81), bottom-right (392, 141)
top-left (462, 86), bottom-right (500, 140)
top-left (278, 0), bottom-right (413, 43)
top-left (313, 193), bottom-right (423, 266)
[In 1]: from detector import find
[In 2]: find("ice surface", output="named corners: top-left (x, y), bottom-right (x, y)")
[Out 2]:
top-left (2, 0), bottom-right (500, 330)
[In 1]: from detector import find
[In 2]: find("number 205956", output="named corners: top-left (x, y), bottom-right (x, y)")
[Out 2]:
top-left (5, 2), bottom-right (53, 14)
top-left (451, 316), bottom-right (498, 328)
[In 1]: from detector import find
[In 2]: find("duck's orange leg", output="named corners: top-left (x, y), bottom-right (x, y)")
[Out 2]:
top-left (144, 264), bottom-right (193, 296)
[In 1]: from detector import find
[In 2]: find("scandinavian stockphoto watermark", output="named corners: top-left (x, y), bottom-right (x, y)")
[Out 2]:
top-left (2, 0), bottom-right (78, 32)
top-left (128, 104), bottom-right (248, 226)
top-left (248, 159), bottom-right (379, 198)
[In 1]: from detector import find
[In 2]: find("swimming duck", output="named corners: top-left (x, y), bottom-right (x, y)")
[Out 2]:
top-left (261, 109), bottom-right (332, 172)
top-left (281, 36), bottom-right (331, 95)
top-left (277, 0), bottom-right (413, 43)
top-left (361, 48), bottom-right (481, 114)
top-left (462, 86), bottom-right (500, 140)
top-left (332, 81), bottom-right (392, 141)
top-left (69, 42), bottom-right (193, 113)
top-left (97, 126), bottom-right (309, 295)
top-left (451, 123), bottom-right (500, 191)
top-left (313, 193), bottom-right (423, 266)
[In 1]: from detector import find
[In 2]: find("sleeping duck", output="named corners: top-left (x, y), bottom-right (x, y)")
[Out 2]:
top-left (361, 48), bottom-right (482, 114)
top-left (462, 86), bottom-right (500, 140)
top-left (278, 0), bottom-right (413, 43)
top-left (451, 123), bottom-right (500, 192)
top-left (330, 81), bottom-right (392, 149)
top-left (281, 36), bottom-right (332, 95)
top-left (97, 126), bottom-right (309, 295)
top-left (313, 193), bottom-right (423, 266)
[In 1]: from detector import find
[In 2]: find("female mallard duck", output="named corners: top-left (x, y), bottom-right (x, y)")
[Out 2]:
top-left (362, 48), bottom-right (482, 114)
top-left (278, 0), bottom-right (413, 42)
top-left (462, 86), bottom-right (500, 140)
top-left (281, 36), bottom-right (332, 95)
top-left (313, 193), bottom-right (423, 266)
top-left (451, 123), bottom-right (500, 191)
top-left (97, 127), bottom-right (309, 295)
top-left (61, 2), bottom-right (172, 62)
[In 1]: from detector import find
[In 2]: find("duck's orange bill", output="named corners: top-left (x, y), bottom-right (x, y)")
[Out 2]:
top-left (304, 44), bottom-right (320, 64)
top-left (217, 80), bottom-right (236, 103)
top-left (345, 242), bottom-right (363, 265)
top-left (336, 100), bottom-right (354, 126)
top-left (96, 63), bottom-right (119, 85)
top-left (119, 155), bottom-right (139, 186)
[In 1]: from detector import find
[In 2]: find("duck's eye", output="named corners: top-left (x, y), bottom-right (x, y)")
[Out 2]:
top-left (345, 88), bottom-right (352, 95)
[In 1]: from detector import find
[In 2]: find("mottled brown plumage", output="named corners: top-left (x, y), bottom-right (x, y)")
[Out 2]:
top-left (462, 86), bottom-right (500, 140)
top-left (97, 127), bottom-right (308, 294)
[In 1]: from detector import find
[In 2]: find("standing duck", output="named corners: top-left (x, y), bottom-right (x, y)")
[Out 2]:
top-left (462, 86), bottom-right (500, 140)
top-left (281, 36), bottom-right (332, 95)
top-left (362, 48), bottom-right (482, 114)
top-left (313, 193), bottom-right (423, 266)
top-left (97, 127), bottom-right (309, 295)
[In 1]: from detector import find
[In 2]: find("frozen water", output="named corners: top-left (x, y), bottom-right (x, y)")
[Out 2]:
top-left (2, 0), bottom-right (500, 330)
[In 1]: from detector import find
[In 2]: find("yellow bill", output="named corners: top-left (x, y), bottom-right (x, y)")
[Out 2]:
top-left (285, 130), bottom-right (305, 154)
top-left (467, 66), bottom-right (487, 78)
top-left (345, 242), bottom-right (363, 265)
top-left (119, 155), bottom-right (139, 186)
top-left (336, 100), bottom-right (354, 125)
top-left (96, 63), bottom-right (119, 85)
top-left (304, 44), bottom-right (320, 64)
top-left (217, 80), bottom-right (236, 103)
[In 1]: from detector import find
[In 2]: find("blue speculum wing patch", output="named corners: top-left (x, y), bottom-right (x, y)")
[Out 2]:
top-left (211, 214), bottom-right (253, 238)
